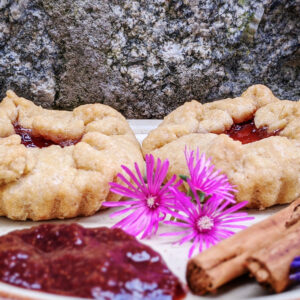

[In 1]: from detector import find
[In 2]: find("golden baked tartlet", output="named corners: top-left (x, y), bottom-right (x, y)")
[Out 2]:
top-left (143, 85), bottom-right (300, 209)
top-left (0, 91), bottom-right (144, 220)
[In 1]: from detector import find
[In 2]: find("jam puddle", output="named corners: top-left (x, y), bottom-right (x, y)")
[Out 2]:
top-left (0, 224), bottom-right (186, 299)
top-left (225, 119), bottom-right (280, 144)
top-left (14, 123), bottom-right (80, 148)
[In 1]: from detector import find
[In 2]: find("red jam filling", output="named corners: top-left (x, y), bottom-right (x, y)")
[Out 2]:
top-left (225, 119), bottom-right (280, 144)
top-left (13, 123), bottom-right (79, 148)
top-left (0, 224), bottom-right (186, 299)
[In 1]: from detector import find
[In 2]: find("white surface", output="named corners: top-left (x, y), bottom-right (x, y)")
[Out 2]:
top-left (0, 119), bottom-right (299, 300)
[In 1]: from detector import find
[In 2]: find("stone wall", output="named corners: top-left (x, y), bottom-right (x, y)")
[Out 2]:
top-left (0, 0), bottom-right (299, 118)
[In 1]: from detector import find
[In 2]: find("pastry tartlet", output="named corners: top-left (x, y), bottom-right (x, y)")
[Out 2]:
top-left (143, 85), bottom-right (300, 209)
top-left (0, 91), bottom-right (144, 220)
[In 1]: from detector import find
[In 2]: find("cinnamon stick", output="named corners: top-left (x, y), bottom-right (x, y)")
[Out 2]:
top-left (246, 210), bottom-right (300, 293)
top-left (186, 198), bottom-right (300, 295)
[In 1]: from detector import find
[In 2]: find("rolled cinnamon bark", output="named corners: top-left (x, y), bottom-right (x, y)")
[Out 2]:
top-left (286, 201), bottom-right (300, 227)
top-left (186, 198), bottom-right (300, 295)
top-left (246, 212), bottom-right (300, 292)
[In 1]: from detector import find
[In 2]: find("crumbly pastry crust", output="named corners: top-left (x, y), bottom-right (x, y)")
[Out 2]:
top-left (0, 91), bottom-right (144, 220)
top-left (142, 85), bottom-right (300, 209)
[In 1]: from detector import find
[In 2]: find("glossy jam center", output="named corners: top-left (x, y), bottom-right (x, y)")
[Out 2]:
top-left (13, 124), bottom-right (79, 148)
top-left (225, 119), bottom-right (280, 144)
top-left (0, 224), bottom-right (185, 299)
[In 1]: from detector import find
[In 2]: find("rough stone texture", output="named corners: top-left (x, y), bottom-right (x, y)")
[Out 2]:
top-left (0, 0), bottom-right (299, 118)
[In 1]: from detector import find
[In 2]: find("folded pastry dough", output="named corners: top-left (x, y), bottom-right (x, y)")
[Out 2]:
top-left (0, 91), bottom-right (144, 220)
top-left (143, 85), bottom-right (300, 209)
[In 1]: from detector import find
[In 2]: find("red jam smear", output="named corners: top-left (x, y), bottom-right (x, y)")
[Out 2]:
top-left (225, 119), bottom-right (280, 144)
top-left (0, 224), bottom-right (186, 299)
top-left (13, 123), bottom-right (79, 148)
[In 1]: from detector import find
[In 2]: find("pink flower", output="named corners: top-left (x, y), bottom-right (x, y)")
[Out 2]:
top-left (102, 154), bottom-right (181, 239)
top-left (104, 148), bottom-right (254, 257)
top-left (162, 186), bottom-right (254, 258)
top-left (185, 148), bottom-right (236, 203)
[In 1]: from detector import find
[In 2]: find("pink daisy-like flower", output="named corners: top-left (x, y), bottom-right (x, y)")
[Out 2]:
top-left (102, 154), bottom-right (181, 239)
top-left (184, 148), bottom-right (236, 203)
top-left (163, 186), bottom-right (254, 258)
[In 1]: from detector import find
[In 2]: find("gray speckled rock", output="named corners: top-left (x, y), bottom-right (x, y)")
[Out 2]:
top-left (0, 0), bottom-right (299, 118)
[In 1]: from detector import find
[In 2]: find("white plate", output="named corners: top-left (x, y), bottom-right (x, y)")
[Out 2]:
top-left (0, 120), bottom-right (299, 300)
